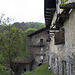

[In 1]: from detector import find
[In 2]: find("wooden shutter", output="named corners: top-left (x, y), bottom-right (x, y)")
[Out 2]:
top-left (55, 30), bottom-right (65, 45)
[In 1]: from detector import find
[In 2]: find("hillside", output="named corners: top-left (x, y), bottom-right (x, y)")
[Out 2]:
top-left (12, 22), bottom-right (45, 31)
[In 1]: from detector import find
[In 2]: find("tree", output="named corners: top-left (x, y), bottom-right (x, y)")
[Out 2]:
top-left (0, 14), bottom-right (24, 75)
top-left (0, 26), bottom-right (24, 75)
top-left (40, 24), bottom-right (45, 28)
top-left (25, 28), bottom-right (37, 35)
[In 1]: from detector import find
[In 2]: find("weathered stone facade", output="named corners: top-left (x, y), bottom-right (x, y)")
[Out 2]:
top-left (28, 27), bottom-right (49, 70)
top-left (44, 0), bottom-right (75, 75)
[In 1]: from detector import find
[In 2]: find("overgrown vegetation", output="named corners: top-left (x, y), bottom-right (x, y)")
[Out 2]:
top-left (0, 13), bottom-right (45, 75)
top-left (0, 64), bottom-right (9, 75)
top-left (25, 28), bottom-right (37, 35)
top-left (27, 64), bottom-right (54, 75)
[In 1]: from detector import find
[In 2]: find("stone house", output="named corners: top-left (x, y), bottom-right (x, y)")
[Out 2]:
top-left (12, 57), bottom-right (33, 75)
top-left (27, 27), bottom-right (50, 70)
top-left (44, 0), bottom-right (75, 75)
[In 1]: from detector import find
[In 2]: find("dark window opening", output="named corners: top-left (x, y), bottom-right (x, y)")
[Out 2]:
top-left (40, 39), bottom-right (43, 45)
top-left (38, 63), bottom-right (42, 66)
top-left (62, 61), bottom-right (67, 75)
top-left (24, 68), bottom-right (26, 72)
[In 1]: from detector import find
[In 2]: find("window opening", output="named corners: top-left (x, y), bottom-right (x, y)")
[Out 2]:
top-left (40, 39), bottom-right (43, 45)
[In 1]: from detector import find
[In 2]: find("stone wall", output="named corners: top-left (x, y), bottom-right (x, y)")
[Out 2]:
top-left (29, 29), bottom-right (49, 70)
top-left (49, 10), bottom-right (75, 75)
top-left (62, 9), bottom-right (75, 75)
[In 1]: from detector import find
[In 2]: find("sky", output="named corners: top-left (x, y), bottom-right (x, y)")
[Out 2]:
top-left (0, 0), bottom-right (45, 23)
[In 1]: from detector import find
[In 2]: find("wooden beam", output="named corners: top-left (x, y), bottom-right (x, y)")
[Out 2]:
top-left (46, 8), bottom-right (55, 11)
top-left (57, 14), bottom-right (69, 18)
top-left (45, 18), bottom-right (52, 20)
top-left (50, 28), bottom-right (59, 30)
top-left (45, 20), bottom-right (50, 22)
top-left (46, 23), bottom-right (50, 25)
top-left (46, 15), bottom-right (53, 18)
top-left (46, 22), bottom-right (51, 24)
top-left (45, 11), bottom-right (54, 14)
top-left (55, 22), bottom-right (62, 26)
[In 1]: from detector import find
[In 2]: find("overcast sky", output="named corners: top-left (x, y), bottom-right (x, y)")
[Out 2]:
top-left (0, 0), bottom-right (45, 23)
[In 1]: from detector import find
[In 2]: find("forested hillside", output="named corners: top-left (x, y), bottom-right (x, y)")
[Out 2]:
top-left (0, 22), bottom-right (45, 33)
top-left (12, 22), bottom-right (45, 31)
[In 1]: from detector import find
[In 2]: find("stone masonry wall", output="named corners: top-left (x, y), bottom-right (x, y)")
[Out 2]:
top-left (49, 10), bottom-right (75, 75)
top-left (29, 29), bottom-right (49, 70)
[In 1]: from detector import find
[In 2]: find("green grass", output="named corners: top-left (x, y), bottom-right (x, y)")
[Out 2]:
top-left (27, 63), bottom-right (54, 75)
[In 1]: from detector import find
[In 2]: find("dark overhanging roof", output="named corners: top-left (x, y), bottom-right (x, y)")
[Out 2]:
top-left (27, 27), bottom-right (48, 37)
top-left (44, 0), bottom-right (56, 28)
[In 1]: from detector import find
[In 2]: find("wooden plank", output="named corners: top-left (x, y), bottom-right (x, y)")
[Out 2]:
top-left (45, 18), bottom-right (52, 20)
top-left (45, 20), bottom-right (50, 22)
top-left (46, 8), bottom-right (55, 11)
top-left (54, 22), bottom-right (62, 26)
top-left (57, 14), bottom-right (69, 18)
top-left (45, 12), bottom-right (53, 14)
top-left (46, 15), bottom-right (53, 17)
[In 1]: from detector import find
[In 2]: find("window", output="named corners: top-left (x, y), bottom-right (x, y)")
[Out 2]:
top-left (41, 47), bottom-right (43, 51)
top-left (71, 64), bottom-right (75, 74)
top-left (40, 56), bottom-right (43, 60)
top-left (71, 64), bottom-right (73, 74)
top-left (62, 61), bottom-right (67, 75)
top-left (40, 39), bottom-right (43, 45)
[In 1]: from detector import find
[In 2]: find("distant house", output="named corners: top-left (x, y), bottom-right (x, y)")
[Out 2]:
top-left (27, 27), bottom-right (50, 70)
top-left (44, 0), bottom-right (75, 75)
top-left (12, 57), bottom-right (33, 75)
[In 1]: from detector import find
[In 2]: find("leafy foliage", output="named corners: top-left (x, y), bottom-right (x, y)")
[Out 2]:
top-left (12, 22), bottom-right (45, 31)
top-left (0, 64), bottom-right (9, 75)
top-left (62, 0), bottom-right (68, 2)
top-left (0, 14), bottom-right (45, 74)
top-left (40, 24), bottom-right (45, 28)
top-left (61, 0), bottom-right (68, 6)
top-left (25, 28), bottom-right (37, 35)
top-left (0, 26), bottom-right (24, 64)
